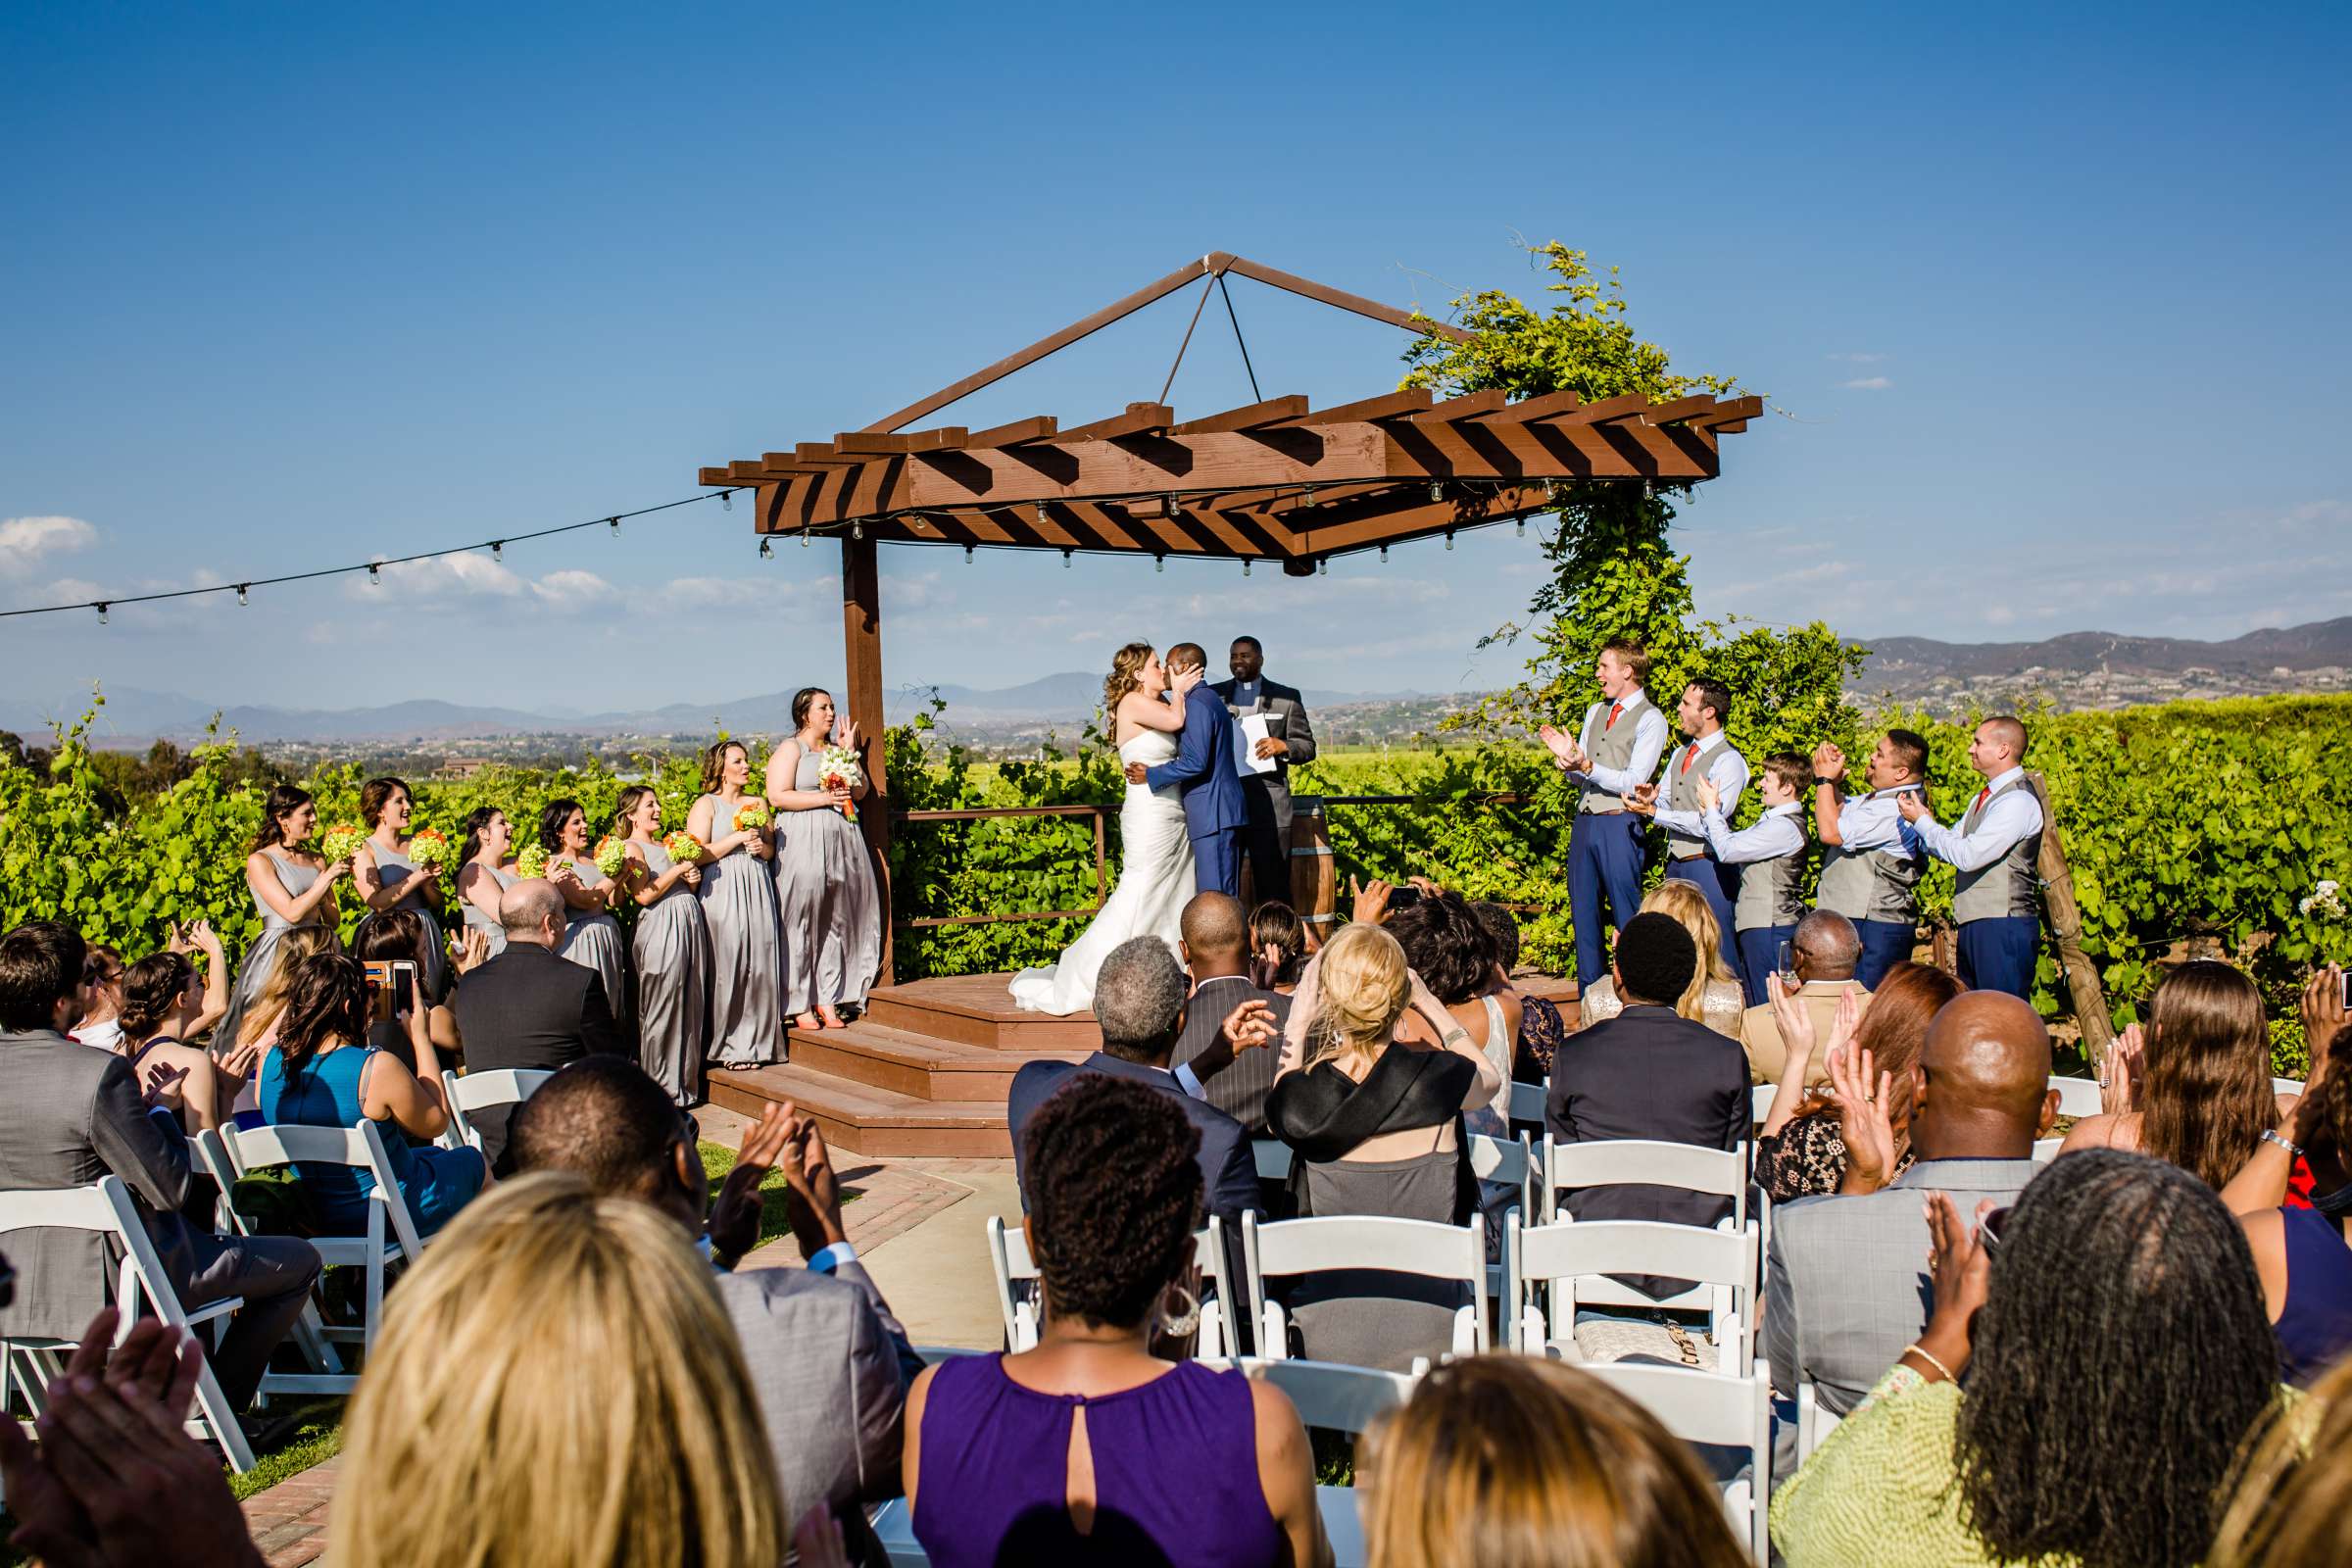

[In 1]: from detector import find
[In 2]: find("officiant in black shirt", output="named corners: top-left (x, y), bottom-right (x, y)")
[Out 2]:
top-left (1213, 636), bottom-right (1318, 911)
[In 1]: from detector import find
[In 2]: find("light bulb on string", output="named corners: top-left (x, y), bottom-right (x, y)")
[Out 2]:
top-left (1379, 544), bottom-right (1388, 564)
top-left (1155, 555), bottom-right (1165, 573)
top-left (1642, 480), bottom-right (1653, 500)
top-left (801, 529), bottom-right (810, 549)
top-left (1317, 558), bottom-right (1328, 576)
top-left (368, 563), bottom-right (381, 585)
top-left (759, 538), bottom-right (773, 560)
top-left (853, 519), bottom-right (864, 542)
top-left (1243, 559), bottom-right (1252, 577)
top-left (1445, 530), bottom-right (1455, 552)
top-left (963, 545), bottom-right (974, 565)
top-left (609, 516), bottom-right (620, 535)
top-left (1062, 549), bottom-right (1073, 569)
top-left (236, 584), bottom-right (249, 606)
top-left (1429, 480), bottom-right (1444, 503)
top-left (491, 541), bottom-right (504, 563)
top-left (722, 490), bottom-right (734, 512)
top-left (1515, 517), bottom-right (1526, 537)
top-left (94, 602), bottom-right (109, 625)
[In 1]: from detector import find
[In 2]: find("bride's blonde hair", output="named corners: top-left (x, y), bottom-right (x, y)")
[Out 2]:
top-left (1306, 923), bottom-right (1412, 1073)
top-left (1102, 643), bottom-right (1155, 718)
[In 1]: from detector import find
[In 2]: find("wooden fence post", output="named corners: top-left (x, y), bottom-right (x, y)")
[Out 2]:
top-left (2028, 770), bottom-right (2115, 1066)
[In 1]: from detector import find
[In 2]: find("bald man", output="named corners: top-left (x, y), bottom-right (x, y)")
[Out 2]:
top-left (1739, 910), bottom-right (1871, 1087)
top-left (1899, 715), bottom-right (2045, 1000)
top-left (450, 875), bottom-right (624, 1166)
top-left (1765, 992), bottom-right (2058, 1416)
top-left (1168, 891), bottom-right (1292, 1135)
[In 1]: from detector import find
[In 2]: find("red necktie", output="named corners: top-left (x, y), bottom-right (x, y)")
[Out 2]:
top-left (1681, 742), bottom-right (1698, 775)
top-left (1606, 702), bottom-right (1622, 731)
top-left (1973, 787), bottom-right (1989, 814)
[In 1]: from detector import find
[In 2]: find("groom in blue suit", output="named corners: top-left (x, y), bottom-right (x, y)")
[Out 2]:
top-left (1124, 642), bottom-right (1248, 897)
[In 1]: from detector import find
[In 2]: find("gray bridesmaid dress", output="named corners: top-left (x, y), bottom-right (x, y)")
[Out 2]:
top-left (558, 859), bottom-right (629, 1025)
top-left (693, 794), bottom-right (786, 1067)
top-left (633, 840), bottom-right (711, 1105)
top-left (461, 864), bottom-right (517, 957)
top-left (774, 747), bottom-right (883, 1016)
top-left (218, 850), bottom-right (324, 1050)
top-left (363, 839), bottom-right (448, 1002)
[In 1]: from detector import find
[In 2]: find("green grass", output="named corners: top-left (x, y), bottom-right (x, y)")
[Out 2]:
top-left (699, 1140), bottom-right (858, 1252)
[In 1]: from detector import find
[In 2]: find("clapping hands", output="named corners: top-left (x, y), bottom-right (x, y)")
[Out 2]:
top-left (2102, 1022), bottom-right (2144, 1115)
top-left (1827, 1033), bottom-right (1897, 1195)
top-left (1537, 724), bottom-right (1590, 773)
top-left (1812, 742), bottom-right (1845, 782)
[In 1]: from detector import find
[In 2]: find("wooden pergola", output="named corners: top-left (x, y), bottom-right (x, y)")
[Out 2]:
top-left (700, 251), bottom-right (1759, 981)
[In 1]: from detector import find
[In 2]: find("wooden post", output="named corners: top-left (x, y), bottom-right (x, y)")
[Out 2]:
top-left (2028, 770), bottom-right (2115, 1065)
top-left (844, 533), bottom-right (894, 987)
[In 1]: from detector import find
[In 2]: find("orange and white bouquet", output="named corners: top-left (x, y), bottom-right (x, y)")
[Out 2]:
top-left (818, 744), bottom-right (863, 824)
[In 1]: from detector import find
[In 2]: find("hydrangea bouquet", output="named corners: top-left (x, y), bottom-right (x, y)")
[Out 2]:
top-left (733, 801), bottom-right (772, 833)
top-left (592, 836), bottom-right (627, 877)
top-left (514, 843), bottom-right (550, 880)
top-left (662, 830), bottom-right (703, 865)
top-left (407, 828), bottom-right (451, 872)
top-left (319, 824), bottom-right (368, 865)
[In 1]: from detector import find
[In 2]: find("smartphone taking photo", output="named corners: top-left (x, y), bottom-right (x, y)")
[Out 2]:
top-left (362, 958), bottom-right (419, 1019)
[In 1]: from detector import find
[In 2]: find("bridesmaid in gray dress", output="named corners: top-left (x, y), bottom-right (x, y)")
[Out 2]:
top-left (219, 784), bottom-right (347, 1053)
top-left (455, 806), bottom-right (517, 958)
top-left (354, 777), bottom-right (449, 1003)
top-left (764, 688), bottom-right (881, 1031)
top-left (540, 797), bottom-right (628, 1025)
top-left (617, 786), bottom-right (710, 1105)
top-left (688, 740), bottom-right (785, 1070)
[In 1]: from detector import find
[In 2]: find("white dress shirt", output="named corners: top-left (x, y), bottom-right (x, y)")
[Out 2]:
top-left (1833, 787), bottom-right (1917, 852)
top-left (1654, 730), bottom-right (1749, 829)
top-left (1652, 800), bottom-right (1806, 864)
top-left (1568, 688), bottom-right (1671, 798)
top-left (1908, 765), bottom-right (2045, 871)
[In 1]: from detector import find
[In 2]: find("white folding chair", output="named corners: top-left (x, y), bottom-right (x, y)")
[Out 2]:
top-left (438, 1066), bottom-right (557, 1152)
top-left (1242, 1211), bottom-right (1489, 1362)
top-left (224, 1121), bottom-right (427, 1392)
top-left (1541, 1137), bottom-right (1754, 1311)
top-left (2032, 1136), bottom-right (2064, 1163)
top-left (1468, 1129), bottom-right (1536, 1232)
top-left (1241, 1356), bottom-right (1422, 1568)
top-left (1504, 1213), bottom-right (1759, 1375)
top-left (986, 1213), bottom-right (1230, 1356)
top-left (1793, 1380), bottom-right (1841, 1465)
top-left (193, 1127), bottom-right (343, 1386)
top-left (2276, 1075), bottom-right (2306, 1098)
top-left (1581, 1360), bottom-right (1774, 1562)
top-left (1508, 1078), bottom-right (1547, 1127)
top-left (0, 1177), bottom-right (258, 1472)
top-left (1252, 1139), bottom-right (1295, 1181)
top-left (1750, 1084), bottom-right (1778, 1125)
top-left (2047, 1075), bottom-right (2104, 1118)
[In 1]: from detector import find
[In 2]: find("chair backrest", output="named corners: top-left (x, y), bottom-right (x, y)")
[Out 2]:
top-left (2277, 1076), bottom-right (2306, 1098)
top-left (2032, 1136), bottom-right (2063, 1163)
top-left (439, 1067), bottom-right (557, 1151)
top-left (1508, 1214), bottom-right (1760, 1370)
top-left (1468, 1130), bottom-right (1536, 1229)
top-left (1542, 1137), bottom-right (1750, 1227)
top-left (1508, 1078), bottom-right (1547, 1126)
top-left (1577, 1361), bottom-right (1772, 1562)
top-left (2047, 1075), bottom-right (2104, 1119)
top-left (1252, 1139), bottom-right (1295, 1181)
top-left (1243, 1211), bottom-right (1490, 1358)
top-left (1750, 1084), bottom-right (1778, 1125)
top-left (987, 1212), bottom-right (1227, 1353)
top-left (1234, 1356), bottom-right (1418, 1435)
top-left (227, 1119), bottom-right (427, 1262)
top-left (0, 1177), bottom-right (195, 1337)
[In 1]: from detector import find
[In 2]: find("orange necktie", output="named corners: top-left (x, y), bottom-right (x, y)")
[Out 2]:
top-left (1606, 702), bottom-right (1623, 731)
top-left (1681, 742), bottom-right (1699, 775)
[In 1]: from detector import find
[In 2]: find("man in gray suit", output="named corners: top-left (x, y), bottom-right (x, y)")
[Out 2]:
top-left (510, 1057), bottom-right (917, 1517)
top-left (1213, 636), bottom-right (1317, 910)
top-left (1168, 891), bottom-right (1291, 1137)
top-left (0, 920), bottom-right (319, 1415)
top-left (1765, 991), bottom-right (2059, 1416)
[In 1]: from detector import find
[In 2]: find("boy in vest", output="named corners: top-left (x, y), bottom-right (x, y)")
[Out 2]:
top-left (1899, 714), bottom-right (2044, 999)
top-left (1639, 677), bottom-right (1748, 982)
top-left (1641, 751), bottom-right (1811, 1004)
top-left (1812, 728), bottom-right (1932, 988)
top-left (1539, 639), bottom-right (1669, 987)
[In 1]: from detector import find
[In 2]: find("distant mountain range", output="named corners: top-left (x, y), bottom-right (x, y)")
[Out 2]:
top-left (10, 617), bottom-right (2349, 748)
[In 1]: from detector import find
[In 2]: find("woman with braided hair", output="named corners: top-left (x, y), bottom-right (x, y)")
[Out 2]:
top-left (905, 1072), bottom-right (1328, 1568)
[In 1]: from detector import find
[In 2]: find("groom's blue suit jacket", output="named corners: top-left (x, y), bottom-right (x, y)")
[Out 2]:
top-left (1145, 695), bottom-right (1248, 841)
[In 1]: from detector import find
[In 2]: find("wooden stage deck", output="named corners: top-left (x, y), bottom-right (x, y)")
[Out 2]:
top-left (708, 970), bottom-right (1581, 1158)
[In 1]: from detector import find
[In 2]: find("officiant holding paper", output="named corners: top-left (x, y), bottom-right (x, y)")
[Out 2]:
top-left (1214, 636), bottom-right (1318, 910)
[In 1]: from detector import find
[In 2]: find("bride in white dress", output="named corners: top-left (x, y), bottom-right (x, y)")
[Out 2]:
top-left (1008, 643), bottom-right (1204, 1015)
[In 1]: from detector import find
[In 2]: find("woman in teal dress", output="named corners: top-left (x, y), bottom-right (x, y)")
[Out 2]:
top-left (256, 952), bottom-right (486, 1237)
top-left (219, 783), bottom-right (348, 1054)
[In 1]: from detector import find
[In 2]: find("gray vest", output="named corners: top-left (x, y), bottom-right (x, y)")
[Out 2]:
top-left (1817, 792), bottom-right (1925, 923)
top-left (1951, 775), bottom-right (2043, 922)
top-left (1577, 691), bottom-right (1653, 814)
top-left (1733, 809), bottom-right (1809, 931)
top-left (1662, 736), bottom-right (1735, 858)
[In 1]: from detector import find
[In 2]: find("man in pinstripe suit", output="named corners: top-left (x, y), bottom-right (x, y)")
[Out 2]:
top-left (1168, 891), bottom-right (1291, 1137)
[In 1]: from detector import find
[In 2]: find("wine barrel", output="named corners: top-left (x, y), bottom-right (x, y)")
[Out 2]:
top-left (1289, 797), bottom-right (1337, 945)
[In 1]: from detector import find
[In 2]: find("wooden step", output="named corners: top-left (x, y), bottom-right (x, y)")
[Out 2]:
top-left (862, 972), bottom-right (1101, 1052)
top-left (787, 1021), bottom-right (1089, 1102)
top-left (707, 1063), bottom-right (1015, 1158)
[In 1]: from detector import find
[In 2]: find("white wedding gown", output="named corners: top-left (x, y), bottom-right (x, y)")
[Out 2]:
top-left (1008, 730), bottom-right (1198, 1015)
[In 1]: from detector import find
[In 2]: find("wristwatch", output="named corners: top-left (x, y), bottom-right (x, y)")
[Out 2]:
top-left (2261, 1127), bottom-right (2306, 1159)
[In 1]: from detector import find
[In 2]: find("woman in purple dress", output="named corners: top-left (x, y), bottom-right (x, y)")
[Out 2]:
top-left (906, 1072), bottom-right (1329, 1568)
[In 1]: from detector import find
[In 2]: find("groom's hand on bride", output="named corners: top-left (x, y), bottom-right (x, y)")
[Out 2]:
top-left (1124, 762), bottom-right (1150, 784)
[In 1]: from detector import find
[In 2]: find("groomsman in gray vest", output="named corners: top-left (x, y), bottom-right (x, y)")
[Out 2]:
top-left (1812, 729), bottom-right (1932, 988)
top-left (1213, 636), bottom-right (1318, 911)
top-left (1539, 640), bottom-right (1670, 987)
top-left (1639, 751), bottom-right (1811, 1004)
top-left (1640, 677), bottom-right (1747, 980)
top-left (1899, 715), bottom-right (2044, 999)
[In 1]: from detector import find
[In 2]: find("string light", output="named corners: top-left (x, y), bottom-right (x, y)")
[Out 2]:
top-left (1243, 559), bottom-right (1252, 577)
top-left (1515, 517), bottom-right (1526, 537)
top-left (490, 541), bottom-right (504, 563)
top-left (963, 545), bottom-right (974, 564)
top-left (1302, 485), bottom-right (1317, 506)
top-left (1642, 480), bottom-right (1653, 500)
top-left (759, 538), bottom-right (773, 559)
top-left (1445, 530), bottom-right (1455, 551)
top-left (1155, 555), bottom-right (1165, 573)
top-left (853, 519), bottom-right (864, 542)
top-left (608, 515), bottom-right (621, 535)
top-left (722, 490), bottom-right (734, 512)
top-left (368, 563), bottom-right (381, 585)
top-left (802, 527), bottom-right (810, 548)
top-left (93, 602), bottom-right (109, 625)
top-left (1379, 544), bottom-right (1388, 563)
top-left (1429, 480), bottom-right (1444, 503)
top-left (1317, 558), bottom-right (1328, 575)
top-left (1062, 549), bottom-right (1073, 569)
top-left (235, 584), bottom-right (249, 606)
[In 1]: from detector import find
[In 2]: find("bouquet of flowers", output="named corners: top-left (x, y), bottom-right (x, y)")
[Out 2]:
top-left (818, 744), bottom-right (864, 824)
top-left (319, 823), bottom-right (368, 865)
top-left (593, 836), bottom-right (627, 877)
top-left (514, 843), bottom-right (550, 880)
top-left (733, 801), bottom-right (772, 833)
top-left (662, 830), bottom-right (703, 865)
top-left (407, 828), bottom-right (451, 872)
top-left (2301, 879), bottom-right (2346, 920)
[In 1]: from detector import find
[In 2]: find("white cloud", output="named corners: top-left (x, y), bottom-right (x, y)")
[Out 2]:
top-left (348, 551), bottom-right (524, 601)
top-left (1827, 352), bottom-right (1888, 364)
top-left (0, 515), bottom-right (99, 577)
top-left (1838, 376), bottom-right (1893, 391)
top-left (529, 569), bottom-right (619, 608)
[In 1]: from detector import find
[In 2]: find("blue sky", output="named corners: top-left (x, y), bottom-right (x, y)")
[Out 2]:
top-left (5, 2), bottom-right (2348, 718)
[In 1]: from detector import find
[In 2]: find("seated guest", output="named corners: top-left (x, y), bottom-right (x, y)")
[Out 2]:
top-left (1579, 879), bottom-right (1743, 1040)
top-left (115, 948), bottom-right (230, 1133)
top-left (2062, 958), bottom-right (2298, 1186)
top-left (257, 953), bottom-right (487, 1237)
top-left (1249, 900), bottom-right (1308, 994)
top-left (510, 1056), bottom-right (917, 1517)
top-left (220, 923), bottom-right (338, 1122)
top-left (449, 878), bottom-right (623, 1168)
top-left (0, 919), bottom-right (320, 1418)
top-left (1766, 992), bottom-right (2056, 1416)
top-left (352, 908), bottom-right (467, 1074)
top-left (1362, 1354), bottom-right (1748, 1568)
top-left (328, 1174), bottom-right (793, 1566)
top-left (1009, 936), bottom-right (1260, 1226)
top-left (908, 1073), bottom-right (1329, 1568)
top-left (1740, 909), bottom-right (1871, 1085)
top-left (1264, 923), bottom-right (1502, 1369)
top-left (69, 942), bottom-right (125, 1050)
top-left (1388, 889), bottom-right (1520, 1140)
top-left (2220, 974), bottom-right (2352, 1386)
top-left (1547, 912), bottom-right (1748, 1298)
top-left (1169, 892), bottom-right (1292, 1136)
top-left (1472, 901), bottom-right (1567, 1084)
top-left (1754, 961), bottom-right (1961, 1201)
top-left (1773, 1151), bottom-right (2284, 1568)
top-left (2213, 1338), bottom-right (2352, 1565)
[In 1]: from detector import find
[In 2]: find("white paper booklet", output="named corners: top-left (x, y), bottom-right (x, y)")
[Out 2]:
top-left (1234, 713), bottom-right (1277, 776)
